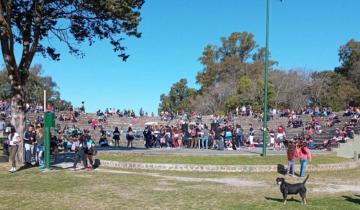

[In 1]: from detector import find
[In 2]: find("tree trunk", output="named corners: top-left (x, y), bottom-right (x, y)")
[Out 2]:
top-left (10, 87), bottom-right (25, 166)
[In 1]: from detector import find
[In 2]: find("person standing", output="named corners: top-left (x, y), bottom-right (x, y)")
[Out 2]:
top-left (36, 126), bottom-right (45, 169)
top-left (189, 126), bottom-right (198, 149)
top-left (85, 135), bottom-right (96, 170)
top-left (24, 125), bottom-right (36, 165)
top-left (126, 127), bottom-right (134, 149)
top-left (8, 127), bottom-right (21, 173)
top-left (235, 124), bottom-right (243, 149)
top-left (248, 124), bottom-right (255, 149)
top-left (143, 126), bottom-right (152, 148)
top-left (113, 127), bottom-right (121, 148)
top-left (73, 135), bottom-right (87, 170)
top-left (201, 125), bottom-right (209, 149)
top-left (286, 140), bottom-right (298, 176)
top-left (299, 142), bottom-right (311, 177)
top-left (214, 124), bottom-right (224, 150)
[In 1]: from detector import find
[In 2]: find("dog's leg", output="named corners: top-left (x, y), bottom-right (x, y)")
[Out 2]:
top-left (300, 193), bottom-right (307, 205)
top-left (283, 194), bottom-right (287, 205)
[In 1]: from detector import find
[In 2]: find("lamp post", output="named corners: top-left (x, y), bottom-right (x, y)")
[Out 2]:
top-left (262, 0), bottom-right (270, 157)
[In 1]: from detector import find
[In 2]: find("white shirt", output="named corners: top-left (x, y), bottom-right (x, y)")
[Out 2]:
top-left (9, 133), bottom-right (20, 146)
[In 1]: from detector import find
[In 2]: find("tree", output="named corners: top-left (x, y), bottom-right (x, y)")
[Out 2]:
top-left (309, 71), bottom-right (360, 111)
top-left (159, 79), bottom-right (196, 114)
top-left (192, 32), bottom-right (276, 114)
top-left (0, 64), bottom-right (71, 110)
top-left (0, 0), bottom-right (144, 163)
top-left (269, 70), bottom-right (308, 110)
top-left (336, 39), bottom-right (360, 89)
top-left (218, 32), bottom-right (257, 62)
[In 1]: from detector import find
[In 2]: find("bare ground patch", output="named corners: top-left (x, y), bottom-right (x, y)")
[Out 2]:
top-left (95, 168), bottom-right (268, 188)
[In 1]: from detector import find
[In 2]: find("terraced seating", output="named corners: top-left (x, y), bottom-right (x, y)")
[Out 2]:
top-left (25, 111), bottom-right (359, 149)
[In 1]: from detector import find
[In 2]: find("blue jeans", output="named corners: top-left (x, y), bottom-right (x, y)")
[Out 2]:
top-left (202, 136), bottom-right (209, 149)
top-left (300, 159), bottom-right (308, 177)
top-left (37, 144), bottom-right (44, 166)
top-left (236, 135), bottom-right (243, 147)
top-left (287, 160), bottom-right (295, 175)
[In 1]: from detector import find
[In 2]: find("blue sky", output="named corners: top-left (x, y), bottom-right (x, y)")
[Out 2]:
top-left (4, 0), bottom-right (360, 114)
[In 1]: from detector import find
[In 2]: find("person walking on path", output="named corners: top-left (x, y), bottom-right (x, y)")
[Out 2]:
top-left (8, 127), bottom-right (21, 173)
top-left (299, 142), bottom-right (311, 177)
top-left (286, 140), bottom-right (298, 176)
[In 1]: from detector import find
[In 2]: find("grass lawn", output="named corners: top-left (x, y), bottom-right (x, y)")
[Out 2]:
top-left (0, 162), bottom-right (359, 210)
top-left (97, 153), bottom-right (349, 165)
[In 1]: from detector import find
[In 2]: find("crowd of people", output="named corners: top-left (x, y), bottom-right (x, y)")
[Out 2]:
top-left (1, 102), bottom-right (360, 174)
top-left (2, 122), bottom-right (97, 173)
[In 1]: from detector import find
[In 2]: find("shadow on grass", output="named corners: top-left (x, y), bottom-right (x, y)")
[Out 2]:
top-left (96, 146), bottom-right (148, 151)
top-left (343, 195), bottom-right (360, 205)
top-left (265, 197), bottom-right (301, 203)
top-left (277, 164), bottom-right (286, 175)
top-left (276, 164), bottom-right (300, 176)
top-left (16, 163), bottom-right (44, 172)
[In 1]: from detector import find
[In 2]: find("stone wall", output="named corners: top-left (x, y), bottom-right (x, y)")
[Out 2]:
top-left (99, 159), bottom-right (360, 173)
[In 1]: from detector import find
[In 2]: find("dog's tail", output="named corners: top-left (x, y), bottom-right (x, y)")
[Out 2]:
top-left (303, 175), bottom-right (309, 184)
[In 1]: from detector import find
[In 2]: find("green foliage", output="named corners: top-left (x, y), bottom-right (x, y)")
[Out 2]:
top-left (161, 33), bottom-right (360, 114)
top-left (0, 71), bottom-right (11, 100)
top-left (311, 71), bottom-right (360, 111)
top-left (1, 0), bottom-right (145, 62)
top-left (224, 95), bottom-right (241, 111)
top-left (159, 79), bottom-right (196, 114)
top-left (336, 39), bottom-right (360, 89)
top-left (0, 65), bottom-right (71, 110)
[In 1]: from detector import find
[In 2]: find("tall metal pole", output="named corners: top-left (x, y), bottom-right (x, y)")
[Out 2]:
top-left (44, 90), bottom-right (46, 112)
top-left (43, 90), bottom-right (50, 169)
top-left (262, 0), bottom-right (270, 157)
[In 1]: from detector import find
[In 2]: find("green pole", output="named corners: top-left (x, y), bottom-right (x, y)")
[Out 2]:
top-left (262, 0), bottom-right (270, 157)
top-left (44, 125), bottom-right (51, 169)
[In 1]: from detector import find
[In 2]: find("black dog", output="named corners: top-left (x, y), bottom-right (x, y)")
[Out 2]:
top-left (276, 175), bottom-right (309, 205)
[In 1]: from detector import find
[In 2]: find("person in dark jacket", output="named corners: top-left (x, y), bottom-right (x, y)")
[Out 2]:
top-left (143, 126), bottom-right (152, 148)
top-left (126, 127), bottom-right (135, 149)
top-left (24, 124), bottom-right (36, 165)
top-left (73, 135), bottom-right (87, 170)
top-left (113, 127), bottom-right (121, 148)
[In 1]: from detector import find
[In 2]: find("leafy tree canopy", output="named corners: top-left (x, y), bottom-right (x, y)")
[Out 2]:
top-left (0, 64), bottom-right (71, 110)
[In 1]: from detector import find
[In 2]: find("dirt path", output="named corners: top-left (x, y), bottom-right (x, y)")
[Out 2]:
top-left (95, 168), bottom-right (268, 187)
top-left (93, 168), bottom-right (360, 193)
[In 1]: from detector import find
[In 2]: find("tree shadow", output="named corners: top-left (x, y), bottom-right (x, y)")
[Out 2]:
top-left (343, 196), bottom-right (360, 205)
top-left (265, 197), bottom-right (301, 203)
